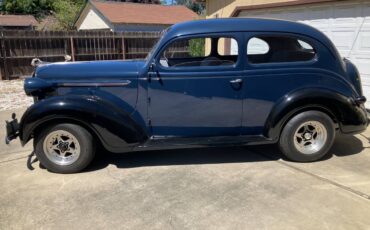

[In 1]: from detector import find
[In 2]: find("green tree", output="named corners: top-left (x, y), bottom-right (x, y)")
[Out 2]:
top-left (189, 38), bottom-right (205, 57)
top-left (52, 0), bottom-right (85, 30)
top-left (175, 0), bottom-right (204, 15)
top-left (1, 0), bottom-right (52, 18)
top-left (1, 0), bottom-right (85, 30)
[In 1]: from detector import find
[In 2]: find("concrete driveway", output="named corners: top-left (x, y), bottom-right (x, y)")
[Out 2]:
top-left (1, 108), bottom-right (370, 229)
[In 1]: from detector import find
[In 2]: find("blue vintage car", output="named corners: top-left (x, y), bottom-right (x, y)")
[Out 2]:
top-left (5, 18), bottom-right (369, 173)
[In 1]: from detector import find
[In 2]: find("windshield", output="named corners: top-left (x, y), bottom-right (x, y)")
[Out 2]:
top-left (145, 28), bottom-right (169, 61)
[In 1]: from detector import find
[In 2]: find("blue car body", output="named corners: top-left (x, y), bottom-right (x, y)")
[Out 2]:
top-left (8, 18), bottom-right (368, 153)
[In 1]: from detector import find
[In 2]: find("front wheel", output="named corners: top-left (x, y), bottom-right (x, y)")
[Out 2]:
top-left (34, 123), bottom-right (95, 173)
top-left (279, 111), bottom-right (335, 162)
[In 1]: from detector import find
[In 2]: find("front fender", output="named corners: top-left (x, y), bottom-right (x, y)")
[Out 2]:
top-left (265, 88), bottom-right (368, 140)
top-left (20, 95), bottom-right (148, 153)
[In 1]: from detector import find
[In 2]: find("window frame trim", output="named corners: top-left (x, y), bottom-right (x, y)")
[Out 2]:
top-left (154, 33), bottom-right (243, 72)
top-left (245, 32), bottom-right (319, 68)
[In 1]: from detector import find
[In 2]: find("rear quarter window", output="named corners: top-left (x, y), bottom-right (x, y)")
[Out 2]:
top-left (247, 35), bottom-right (316, 64)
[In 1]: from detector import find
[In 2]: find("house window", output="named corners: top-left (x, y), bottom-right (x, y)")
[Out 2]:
top-left (247, 35), bottom-right (316, 64)
top-left (160, 36), bottom-right (239, 68)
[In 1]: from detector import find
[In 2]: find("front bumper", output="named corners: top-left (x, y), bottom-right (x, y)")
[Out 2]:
top-left (5, 113), bottom-right (20, 144)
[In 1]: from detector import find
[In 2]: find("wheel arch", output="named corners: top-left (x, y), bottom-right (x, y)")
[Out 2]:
top-left (20, 95), bottom-right (148, 153)
top-left (264, 87), bottom-right (364, 140)
top-left (32, 117), bottom-right (102, 148)
top-left (273, 104), bottom-right (338, 140)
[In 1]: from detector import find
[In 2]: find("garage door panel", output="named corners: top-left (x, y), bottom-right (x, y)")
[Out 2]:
top-left (355, 33), bottom-right (370, 53)
top-left (363, 18), bottom-right (370, 28)
top-left (330, 30), bottom-right (357, 56)
top-left (361, 76), bottom-right (370, 87)
top-left (308, 19), bottom-right (330, 29)
top-left (349, 56), bottom-right (370, 76)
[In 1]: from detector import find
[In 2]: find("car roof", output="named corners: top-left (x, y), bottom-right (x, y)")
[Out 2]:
top-left (164, 18), bottom-right (338, 57)
top-left (169, 18), bottom-right (321, 38)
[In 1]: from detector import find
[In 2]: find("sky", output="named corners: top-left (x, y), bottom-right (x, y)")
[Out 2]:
top-left (165, 0), bottom-right (176, 5)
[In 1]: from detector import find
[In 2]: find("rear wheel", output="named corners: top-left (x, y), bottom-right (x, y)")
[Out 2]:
top-left (279, 111), bottom-right (335, 162)
top-left (34, 123), bottom-right (95, 173)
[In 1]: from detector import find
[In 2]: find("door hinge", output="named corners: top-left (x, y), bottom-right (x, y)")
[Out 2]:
top-left (147, 97), bottom-right (151, 104)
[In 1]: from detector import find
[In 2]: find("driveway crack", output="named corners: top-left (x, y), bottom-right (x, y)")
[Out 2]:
top-left (254, 149), bottom-right (370, 201)
top-left (0, 156), bottom-right (28, 164)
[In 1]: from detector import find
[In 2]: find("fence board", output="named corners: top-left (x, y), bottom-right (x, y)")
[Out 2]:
top-left (0, 30), bottom-right (163, 80)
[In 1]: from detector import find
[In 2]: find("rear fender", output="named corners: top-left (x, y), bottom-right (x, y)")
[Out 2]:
top-left (20, 95), bottom-right (148, 153)
top-left (265, 88), bottom-right (368, 140)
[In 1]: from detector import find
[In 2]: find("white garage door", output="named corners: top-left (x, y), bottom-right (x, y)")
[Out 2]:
top-left (238, 0), bottom-right (370, 108)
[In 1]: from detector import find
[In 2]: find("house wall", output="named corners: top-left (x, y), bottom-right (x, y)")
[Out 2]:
top-left (75, 3), bottom-right (169, 32)
top-left (206, 0), bottom-right (298, 18)
top-left (76, 6), bottom-right (112, 31)
top-left (206, 0), bottom-right (339, 18)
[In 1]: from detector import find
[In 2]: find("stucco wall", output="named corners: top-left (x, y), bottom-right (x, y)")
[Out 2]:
top-left (206, 0), bottom-right (324, 18)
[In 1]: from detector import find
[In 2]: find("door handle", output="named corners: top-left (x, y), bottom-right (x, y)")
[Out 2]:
top-left (230, 79), bottom-right (243, 84)
top-left (230, 78), bottom-right (243, 90)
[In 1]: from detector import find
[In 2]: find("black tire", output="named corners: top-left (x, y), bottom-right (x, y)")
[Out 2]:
top-left (279, 111), bottom-right (335, 162)
top-left (34, 123), bottom-right (95, 173)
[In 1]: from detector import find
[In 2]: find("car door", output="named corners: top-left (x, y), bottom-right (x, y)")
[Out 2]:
top-left (147, 33), bottom-right (244, 137)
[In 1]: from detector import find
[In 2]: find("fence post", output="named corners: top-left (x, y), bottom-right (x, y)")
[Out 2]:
top-left (122, 35), bottom-right (126, 60)
top-left (0, 31), bottom-right (3, 80)
top-left (70, 36), bottom-right (75, 61)
top-left (0, 31), bottom-right (10, 80)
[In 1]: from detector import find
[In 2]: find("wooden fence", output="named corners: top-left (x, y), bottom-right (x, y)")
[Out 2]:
top-left (0, 30), bottom-right (162, 80)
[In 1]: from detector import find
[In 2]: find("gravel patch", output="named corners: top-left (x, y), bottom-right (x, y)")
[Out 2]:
top-left (0, 80), bottom-right (33, 111)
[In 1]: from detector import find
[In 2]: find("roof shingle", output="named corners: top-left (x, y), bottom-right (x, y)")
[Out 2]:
top-left (0, 15), bottom-right (37, 27)
top-left (91, 1), bottom-right (198, 25)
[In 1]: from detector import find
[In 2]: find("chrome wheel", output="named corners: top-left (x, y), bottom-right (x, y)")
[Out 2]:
top-left (293, 121), bottom-right (327, 155)
top-left (43, 130), bottom-right (81, 166)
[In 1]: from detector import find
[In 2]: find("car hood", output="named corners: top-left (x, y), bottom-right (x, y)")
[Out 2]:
top-left (35, 60), bottom-right (146, 81)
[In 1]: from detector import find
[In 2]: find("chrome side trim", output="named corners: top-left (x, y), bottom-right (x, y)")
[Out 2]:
top-left (58, 81), bottom-right (131, 87)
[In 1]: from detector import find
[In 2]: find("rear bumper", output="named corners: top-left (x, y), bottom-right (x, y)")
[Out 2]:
top-left (5, 113), bottom-right (20, 144)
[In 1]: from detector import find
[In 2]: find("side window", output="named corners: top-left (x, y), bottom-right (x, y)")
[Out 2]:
top-left (160, 36), bottom-right (239, 68)
top-left (297, 39), bottom-right (314, 51)
top-left (162, 37), bottom-right (211, 60)
top-left (247, 35), bottom-right (316, 64)
top-left (247, 37), bottom-right (269, 55)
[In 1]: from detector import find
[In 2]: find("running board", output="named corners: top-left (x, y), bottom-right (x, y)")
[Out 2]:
top-left (134, 135), bottom-right (274, 151)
